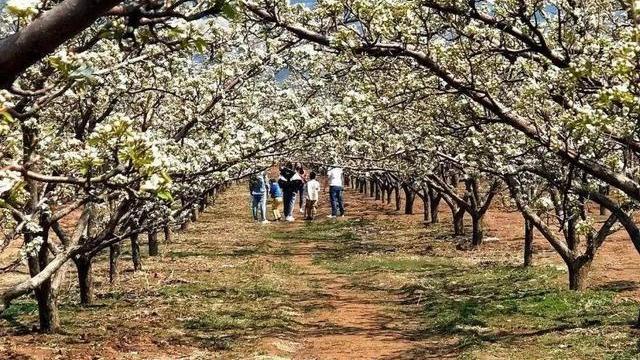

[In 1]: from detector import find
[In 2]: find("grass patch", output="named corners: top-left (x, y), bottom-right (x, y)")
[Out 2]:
top-left (184, 307), bottom-right (293, 332)
top-left (319, 254), bottom-right (450, 274)
top-left (392, 261), bottom-right (640, 358)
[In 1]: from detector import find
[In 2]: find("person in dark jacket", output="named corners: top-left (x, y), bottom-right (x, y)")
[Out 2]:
top-left (295, 162), bottom-right (306, 213)
top-left (278, 162), bottom-right (304, 221)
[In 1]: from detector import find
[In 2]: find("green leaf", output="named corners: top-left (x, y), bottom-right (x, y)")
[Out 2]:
top-left (0, 110), bottom-right (13, 124)
top-left (157, 189), bottom-right (174, 202)
top-left (221, 1), bottom-right (238, 20)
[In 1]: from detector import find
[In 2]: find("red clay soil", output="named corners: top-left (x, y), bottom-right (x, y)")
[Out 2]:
top-left (1, 182), bottom-right (638, 359)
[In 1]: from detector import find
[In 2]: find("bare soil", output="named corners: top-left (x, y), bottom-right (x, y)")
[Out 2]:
top-left (0, 183), bottom-right (638, 359)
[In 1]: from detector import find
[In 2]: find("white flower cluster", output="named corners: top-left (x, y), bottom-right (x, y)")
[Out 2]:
top-left (20, 236), bottom-right (44, 260)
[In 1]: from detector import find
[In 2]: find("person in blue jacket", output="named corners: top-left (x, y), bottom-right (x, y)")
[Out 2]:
top-left (269, 178), bottom-right (283, 221)
top-left (249, 172), bottom-right (268, 223)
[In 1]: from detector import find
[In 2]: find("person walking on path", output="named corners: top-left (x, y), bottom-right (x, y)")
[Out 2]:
top-left (278, 162), bottom-right (304, 221)
top-left (269, 178), bottom-right (284, 221)
top-left (304, 172), bottom-right (321, 220)
top-left (295, 163), bottom-right (306, 214)
top-left (249, 172), bottom-right (268, 223)
top-left (327, 165), bottom-right (345, 218)
top-left (262, 171), bottom-right (269, 221)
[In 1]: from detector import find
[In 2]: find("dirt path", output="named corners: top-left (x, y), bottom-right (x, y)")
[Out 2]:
top-left (286, 243), bottom-right (413, 359)
top-left (2, 182), bottom-right (639, 359)
top-left (251, 189), bottom-right (451, 360)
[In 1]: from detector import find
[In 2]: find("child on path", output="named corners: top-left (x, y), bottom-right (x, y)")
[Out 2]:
top-left (249, 173), bottom-right (268, 223)
top-left (269, 179), bottom-right (283, 221)
top-left (304, 172), bottom-right (321, 220)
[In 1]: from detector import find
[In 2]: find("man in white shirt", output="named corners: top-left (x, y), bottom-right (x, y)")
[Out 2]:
top-left (327, 166), bottom-right (345, 217)
top-left (304, 172), bottom-right (321, 220)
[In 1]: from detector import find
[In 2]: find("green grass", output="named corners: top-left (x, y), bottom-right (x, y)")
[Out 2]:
top-left (319, 254), bottom-right (450, 273)
top-left (278, 217), bottom-right (640, 359)
top-left (184, 308), bottom-right (293, 332)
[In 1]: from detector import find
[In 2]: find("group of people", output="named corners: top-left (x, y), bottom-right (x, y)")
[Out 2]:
top-left (249, 162), bottom-right (345, 223)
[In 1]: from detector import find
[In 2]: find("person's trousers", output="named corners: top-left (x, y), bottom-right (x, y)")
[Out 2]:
top-left (252, 194), bottom-right (265, 221)
top-left (283, 191), bottom-right (297, 218)
top-left (329, 186), bottom-right (344, 216)
top-left (298, 187), bottom-right (305, 209)
top-left (304, 199), bottom-right (317, 220)
top-left (271, 197), bottom-right (283, 220)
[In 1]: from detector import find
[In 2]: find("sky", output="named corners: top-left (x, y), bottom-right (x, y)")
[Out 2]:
top-left (291, 0), bottom-right (316, 8)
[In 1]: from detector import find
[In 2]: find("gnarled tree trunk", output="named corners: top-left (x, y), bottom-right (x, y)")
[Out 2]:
top-left (130, 233), bottom-right (142, 271)
top-left (75, 256), bottom-right (94, 305)
top-left (453, 208), bottom-right (465, 236)
top-left (109, 243), bottom-right (120, 284)
top-left (524, 218), bottom-right (534, 267)
top-left (148, 231), bottom-right (159, 256)
top-left (402, 184), bottom-right (415, 214)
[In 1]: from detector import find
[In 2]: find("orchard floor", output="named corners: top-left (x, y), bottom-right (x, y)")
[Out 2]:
top-left (1, 184), bottom-right (640, 359)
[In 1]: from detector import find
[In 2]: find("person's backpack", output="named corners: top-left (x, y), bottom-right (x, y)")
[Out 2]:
top-left (249, 175), bottom-right (262, 193)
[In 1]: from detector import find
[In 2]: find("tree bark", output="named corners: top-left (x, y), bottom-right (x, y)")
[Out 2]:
top-left (180, 220), bottom-right (189, 231)
top-left (402, 184), bottom-right (415, 214)
top-left (75, 256), bottom-right (94, 305)
top-left (34, 277), bottom-right (59, 333)
top-left (375, 181), bottom-right (381, 201)
top-left (430, 194), bottom-right (441, 224)
top-left (471, 214), bottom-right (484, 246)
top-left (164, 225), bottom-right (172, 243)
top-left (109, 243), bottom-right (120, 284)
top-left (395, 184), bottom-right (401, 211)
top-left (130, 233), bottom-right (142, 271)
top-left (599, 185), bottom-right (608, 215)
top-left (524, 218), bottom-right (534, 267)
top-left (148, 231), bottom-right (159, 256)
top-left (0, 0), bottom-right (123, 89)
top-left (453, 208), bottom-right (465, 236)
top-left (25, 226), bottom-right (61, 333)
top-left (568, 258), bottom-right (592, 291)
top-left (422, 188), bottom-right (431, 223)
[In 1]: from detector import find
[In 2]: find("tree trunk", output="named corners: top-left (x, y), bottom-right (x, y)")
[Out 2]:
top-left (422, 189), bottom-right (431, 223)
top-left (402, 184), bottom-right (414, 214)
top-left (568, 258), bottom-right (592, 291)
top-left (164, 225), bottom-right (172, 243)
top-left (395, 184), bottom-right (401, 211)
top-left (375, 182), bottom-right (381, 201)
top-left (429, 188), bottom-right (441, 224)
top-left (191, 208), bottom-right (198, 222)
top-left (386, 187), bottom-right (392, 204)
top-left (453, 208), bottom-right (465, 236)
top-left (524, 218), bottom-right (534, 267)
top-left (471, 214), bottom-right (484, 246)
top-left (148, 231), bottom-right (159, 256)
top-left (180, 220), bottom-right (189, 231)
top-left (599, 185), bottom-right (608, 215)
top-left (130, 233), bottom-right (142, 271)
top-left (32, 234), bottom-right (59, 332)
top-left (199, 196), bottom-right (206, 212)
top-left (369, 180), bottom-right (375, 197)
top-left (567, 217), bottom-right (578, 251)
top-left (34, 278), bottom-right (59, 333)
top-left (26, 227), bottom-right (61, 333)
top-left (76, 256), bottom-right (94, 305)
top-left (109, 243), bottom-right (120, 284)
